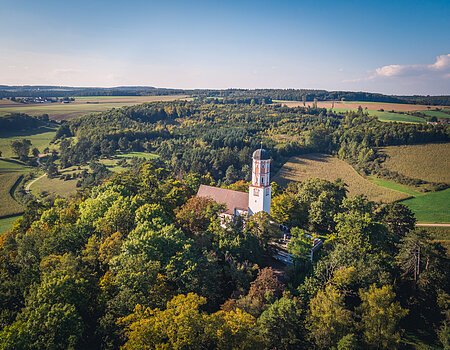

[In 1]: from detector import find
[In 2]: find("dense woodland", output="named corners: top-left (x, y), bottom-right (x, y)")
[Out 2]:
top-left (1, 100), bottom-right (450, 349)
top-left (1, 86), bottom-right (450, 105)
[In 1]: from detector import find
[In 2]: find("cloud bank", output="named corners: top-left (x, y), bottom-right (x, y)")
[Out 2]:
top-left (374, 54), bottom-right (450, 79)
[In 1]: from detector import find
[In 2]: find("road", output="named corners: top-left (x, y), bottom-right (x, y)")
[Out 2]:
top-left (416, 223), bottom-right (450, 228)
top-left (25, 174), bottom-right (46, 193)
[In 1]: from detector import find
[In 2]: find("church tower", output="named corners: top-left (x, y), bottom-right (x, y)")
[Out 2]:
top-left (248, 148), bottom-right (271, 215)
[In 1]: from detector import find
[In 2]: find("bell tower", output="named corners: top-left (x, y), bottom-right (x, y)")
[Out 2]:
top-left (248, 148), bottom-right (271, 215)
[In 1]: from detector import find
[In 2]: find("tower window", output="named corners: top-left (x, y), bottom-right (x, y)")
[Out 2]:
top-left (253, 188), bottom-right (259, 196)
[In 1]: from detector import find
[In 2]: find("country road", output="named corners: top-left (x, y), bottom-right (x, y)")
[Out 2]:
top-left (25, 174), bottom-right (46, 193)
top-left (416, 223), bottom-right (450, 228)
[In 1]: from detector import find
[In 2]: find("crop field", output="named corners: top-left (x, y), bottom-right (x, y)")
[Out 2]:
top-left (381, 143), bottom-right (450, 184)
top-left (274, 153), bottom-right (409, 202)
top-left (0, 95), bottom-right (189, 120)
top-left (0, 128), bottom-right (57, 158)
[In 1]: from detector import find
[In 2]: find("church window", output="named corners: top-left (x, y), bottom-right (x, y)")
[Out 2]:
top-left (253, 188), bottom-right (259, 196)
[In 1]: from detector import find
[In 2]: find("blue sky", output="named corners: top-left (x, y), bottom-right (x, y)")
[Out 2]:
top-left (1, 0), bottom-right (449, 94)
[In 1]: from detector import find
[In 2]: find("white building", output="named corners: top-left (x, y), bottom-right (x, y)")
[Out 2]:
top-left (197, 148), bottom-right (271, 217)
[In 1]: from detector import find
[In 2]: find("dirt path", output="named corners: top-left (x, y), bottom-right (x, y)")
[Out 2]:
top-left (416, 223), bottom-right (450, 227)
top-left (25, 174), bottom-right (46, 193)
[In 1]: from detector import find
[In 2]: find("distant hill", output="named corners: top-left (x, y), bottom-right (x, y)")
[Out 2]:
top-left (0, 85), bottom-right (449, 105)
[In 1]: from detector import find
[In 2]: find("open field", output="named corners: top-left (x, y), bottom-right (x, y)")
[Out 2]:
top-left (0, 95), bottom-right (189, 120)
top-left (368, 110), bottom-right (426, 123)
top-left (0, 128), bottom-right (57, 158)
top-left (381, 143), bottom-right (450, 184)
top-left (274, 100), bottom-right (449, 123)
top-left (368, 176), bottom-right (422, 197)
top-left (402, 189), bottom-right (450, 223)
top-left (0, 215), bottom-right (21, 234)
top-left (29, 175), bottom-right (78, 198)
top-left (420, 110), bottom-right (450, 119)
top-left (274, 153), bottom-right (409, 203)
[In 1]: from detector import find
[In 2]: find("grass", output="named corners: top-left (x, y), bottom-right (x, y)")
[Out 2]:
top-left (29, 174), bottom-right (78, 198)
top-left (381, 143), bottom-right (450, 184)
top-left (274, 153), bottom-right (409, 203)
top-left (420, 110), bottom-right (450, 119)
top-left (0, 173), bottom-right (25, 217)
top-left (0, 215), bottom-right (21, 234)
top-left (368, 176), bottom-right (421, 197)
top-left (401, 189), bottom-right (450, 223)
top-left (0, 95), bottom-right (189, 120)
top-left (0, 128), bottom-right (57, 158)
top-left (368, 110), bottom-right (426, 123)
top-left (116, 152), bottom-right (159, 160)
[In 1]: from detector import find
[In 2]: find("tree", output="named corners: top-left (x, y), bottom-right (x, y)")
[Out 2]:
top-left (358, 284), bottom-right (408, 349)
top-left (246, 211), bottom-right (279, 249)
top-left (236, 267), bottom-right (283, 317)
top-left (307, 285), bottom-right (353, 349)
top-left (32, 147), bottom-right (40, 158)
top-left (257, 295), bottom-right (307, 349)
top-left (10, 139), bottom-right (32, 161)
top-left (396, 229), bottom-right (448, 288)
top-left (377, 203), bottom-right (416, 242)
top-left (271, 193), bottom-right (307, 227)
top-left (175, 196), bottom-right (224, 236)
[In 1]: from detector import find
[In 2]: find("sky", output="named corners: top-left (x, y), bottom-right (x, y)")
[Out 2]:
top-left (0, 0), bottom-right (449, 95)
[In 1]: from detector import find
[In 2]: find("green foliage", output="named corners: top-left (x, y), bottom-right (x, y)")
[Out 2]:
top-left (359, 284), bottom-right (408, 349)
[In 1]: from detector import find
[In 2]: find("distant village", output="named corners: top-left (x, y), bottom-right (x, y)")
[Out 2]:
top-left (4, 96), bottom-right (75, 104)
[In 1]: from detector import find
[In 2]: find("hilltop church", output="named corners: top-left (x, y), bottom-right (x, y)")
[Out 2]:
top-left (197, 148), bottom-right (272, 219)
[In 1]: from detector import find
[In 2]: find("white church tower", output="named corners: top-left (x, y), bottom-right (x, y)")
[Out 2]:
top-left (248, 148), bottom-right (271, 215)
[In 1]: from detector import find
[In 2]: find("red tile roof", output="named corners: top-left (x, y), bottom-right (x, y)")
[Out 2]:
top-left (197, 185), bottom-right (249, 215)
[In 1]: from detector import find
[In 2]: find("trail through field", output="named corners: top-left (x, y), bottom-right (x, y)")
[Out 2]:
top-left (25, 174), bottom-right (46, 193)
top-left (416, 223), bottom-right (450, 227)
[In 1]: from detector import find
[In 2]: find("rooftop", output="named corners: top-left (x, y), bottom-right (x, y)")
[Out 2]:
top-left (197, 184), bottom-right (249, 215)
top-left (253, 148), bottom-right (270, 160)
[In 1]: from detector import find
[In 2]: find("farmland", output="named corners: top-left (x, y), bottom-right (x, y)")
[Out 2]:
top-left (381, 143), bottom-right (450, 184)
top-left (274, 100), bottom-right (448, 123)
top-left (0, 95), bottom-right (189, 120)
top-left (274, 153), bottom-right (409, 203)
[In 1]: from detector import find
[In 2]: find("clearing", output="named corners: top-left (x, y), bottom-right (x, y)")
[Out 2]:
top-left (274, 153), bottom-right (409, 203)
top-left (0, 128), bottom-right (57, 158)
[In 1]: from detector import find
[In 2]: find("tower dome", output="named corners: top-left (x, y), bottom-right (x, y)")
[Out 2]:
top-left (252, 148), bottom-right (270, 160)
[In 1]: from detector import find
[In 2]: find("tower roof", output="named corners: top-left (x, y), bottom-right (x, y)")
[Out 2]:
top-left (253, 148), bottom-right (270, 160)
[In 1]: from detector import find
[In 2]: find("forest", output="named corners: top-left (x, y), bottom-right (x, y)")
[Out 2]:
top-left (1, 86), bottom-right (450, 105)
top-left (0, 100), bottom-right (449, 349)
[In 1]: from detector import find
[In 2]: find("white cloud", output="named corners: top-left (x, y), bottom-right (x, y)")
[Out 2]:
top-left (374, 54), bottom-right (450, 79)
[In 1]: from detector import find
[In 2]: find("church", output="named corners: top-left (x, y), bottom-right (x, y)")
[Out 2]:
top-left (197, 148), bottom-right (272, 219)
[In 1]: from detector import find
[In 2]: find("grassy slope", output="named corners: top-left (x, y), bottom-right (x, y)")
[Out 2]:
top-left (0, 129), bottom-right (57, 158)
top-left (0, 215), bottom-right (21, 234)
top-left (368, 110), bottom-right (426, 123)
top-left (274, 154), bottom-right (408, 203)
top-left (401, 189), bottom-right (450, 223)
top-left (0, 173), bottom-right (25, 217)
top-left (29, 175), bottom-right (78, 198)
top-left (420, 110), bottom-right (450, 119)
